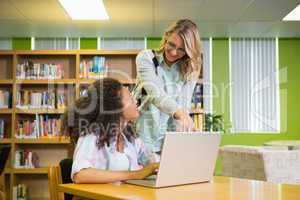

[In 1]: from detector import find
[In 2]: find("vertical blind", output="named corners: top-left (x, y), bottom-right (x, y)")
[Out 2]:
top-left (202, 39), bottom-right (212, 113)
top-left (100, 37), bottom-right (145, 50)
top-left (230, 38), bottom-right (279, 133)
top-left (0, 38), bottom-right (12, 50)
top-left (34, 38), bottom-right (79, 50)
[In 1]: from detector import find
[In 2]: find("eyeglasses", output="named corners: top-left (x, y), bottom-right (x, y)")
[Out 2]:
top-left (165, 41), bottom-right (186, 56)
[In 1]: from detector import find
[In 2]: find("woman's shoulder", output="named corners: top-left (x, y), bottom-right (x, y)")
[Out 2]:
top-left (77, 133), bottom-right (98, 146)
top-left (137, 49), bottom-right (154, 61)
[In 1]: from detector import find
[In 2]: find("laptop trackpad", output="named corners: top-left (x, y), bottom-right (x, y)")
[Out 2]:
top-left (125, 175), bottom-right (157, 187)
top-left (145, 175), bottom-right (157, 180)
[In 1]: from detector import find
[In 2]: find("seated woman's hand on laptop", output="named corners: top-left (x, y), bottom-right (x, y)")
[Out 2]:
top-left (135, 162), bottom-right (159, 179)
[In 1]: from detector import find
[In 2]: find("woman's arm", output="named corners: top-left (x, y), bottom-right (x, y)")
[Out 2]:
top-left (73, 163), bottom-right (159, 183)
top-left (136, 50), bottom-right (195, 131)
top-left (136, 50), bottom-right (179, 115)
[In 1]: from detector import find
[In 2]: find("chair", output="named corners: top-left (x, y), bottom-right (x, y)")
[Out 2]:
top-left (48, 165), bottom-right (64, 200)
top-left (0, 145), bottom-right (11, 200)
top-left (59, 159), bottom-right (73, 200)
top-left (48, 158), bottom-right (73, 200)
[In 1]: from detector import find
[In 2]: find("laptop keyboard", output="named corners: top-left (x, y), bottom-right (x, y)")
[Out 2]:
top-left (145, 175), bottom-right (157, 180)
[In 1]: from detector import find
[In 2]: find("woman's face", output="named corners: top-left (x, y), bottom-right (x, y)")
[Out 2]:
top-left (164, 32), bottom-right (186, 64)
top-left (121, 87), bottom-right (139, 121)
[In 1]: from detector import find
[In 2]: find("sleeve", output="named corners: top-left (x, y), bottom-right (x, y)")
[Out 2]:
top-left (71, 135), bottom-right (103, 181)
top-left (180, 77), bottom-right (197, 111)
top-left (136, 50), bottom-right (180, 116)
top-left (135, 138), bottom-right (158, 166)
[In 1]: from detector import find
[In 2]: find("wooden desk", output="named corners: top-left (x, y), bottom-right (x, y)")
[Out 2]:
top-left (58, 176), bottom-right (300, 200)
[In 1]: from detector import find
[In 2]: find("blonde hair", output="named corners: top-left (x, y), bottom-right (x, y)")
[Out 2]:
top-left (158, 19), bottom-right (202, 81)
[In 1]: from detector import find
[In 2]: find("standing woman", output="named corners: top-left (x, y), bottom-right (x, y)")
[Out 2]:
top-left (134, 19), bottom-right (202, 153)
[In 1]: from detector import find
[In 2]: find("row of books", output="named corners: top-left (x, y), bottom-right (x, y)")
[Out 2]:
top-left (15, 114), bottom-right (62, 139)
top-left (192, 114), bottom-right (203, 131)
top-left (192, 83), bottom-right (203, 109)
top-left (0, 119), bottom-right (5, 138)
top-left (79, 56), bottom-right (107, 79)
top-left (0, 90), bottom-right (11, 108)
top-left (17, 60), bottom-right (64, 80)
top-left (16, 90), bottom-right (66, 109)
top-left (14, 149), bottom-right (39, 169)
top-left (13, 184), bottom-right (27, 200)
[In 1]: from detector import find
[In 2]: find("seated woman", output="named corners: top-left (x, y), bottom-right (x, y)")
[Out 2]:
top-left (66, 78), bottom-right (159, 183)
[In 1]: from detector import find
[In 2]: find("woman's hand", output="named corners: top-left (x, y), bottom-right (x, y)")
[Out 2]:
top-left (134, 162), bottom-right (159, 180)
top-left (173, 109), bottom-right (195, 131)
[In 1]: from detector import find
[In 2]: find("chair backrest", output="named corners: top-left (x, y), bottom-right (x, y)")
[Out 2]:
top-left (0, 145), bottom-right (10, 200)
top-left (59, 158), bottom-right (73, 200)
top-left (0, 145), bottom-right (11, 175)
top-left (48, 158), bottom-right (73, 200)
top-left (48, 166), bottom-right (64, 200)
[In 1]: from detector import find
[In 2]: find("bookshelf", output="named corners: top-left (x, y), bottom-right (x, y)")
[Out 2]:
top-left (0, 50), bottom-right (204, 199)
top-left (0, 50), bottom-right (139, 199)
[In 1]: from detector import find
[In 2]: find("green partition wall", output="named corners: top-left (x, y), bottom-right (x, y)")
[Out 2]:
top-left (80, 38), bottom-right (97, 49)
top-left (212, 38), bottom-right (300, 174)
top-left (7, 36), bottom-right (300, 175)
top-left (12, 38), bottom-right (31, 50)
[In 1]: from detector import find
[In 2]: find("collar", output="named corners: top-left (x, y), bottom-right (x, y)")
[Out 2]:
top-left (156, 51), bottom-right (182, 68)
top-left (155, 51), bottom-right (165, 65)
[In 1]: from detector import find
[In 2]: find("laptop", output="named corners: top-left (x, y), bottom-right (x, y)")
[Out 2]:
top-left (126, 132), bottom-right (221, 188)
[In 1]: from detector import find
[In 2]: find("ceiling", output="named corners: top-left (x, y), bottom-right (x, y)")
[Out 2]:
top-left (0, 0), bottom-right (299, 37)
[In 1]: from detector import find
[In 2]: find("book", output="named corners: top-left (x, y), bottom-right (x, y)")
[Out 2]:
top-left (17, 60), bottom-right (64, 80)
top-left (80, 56), bottom-right (107, 79)
top-left (0, 90), bottom-right (11, 108)
top-left (16, 115), bottom-right (63, 139)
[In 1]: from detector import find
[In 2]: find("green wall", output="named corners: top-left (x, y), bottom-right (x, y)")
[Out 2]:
top-left (147, 37), bottom-right (300, 146)
top-left (12, 38), bottom-right (31, 50)
top-left (279, 39), bottom-right (300, 136)
top-left (212, 38), bottom-right (300, 174)
top-left (212, 38), bottom-right (300, 143)
top-left (80, 38), bottom-right (97, 49)
top-left (212, 39), bottom-right (231, 130)
top-left (146, 37), bottom-right (161, 49)
top-left (9, 36), bottom-right (300, 175)
top-left (10, 37), bottom-right (98, 50)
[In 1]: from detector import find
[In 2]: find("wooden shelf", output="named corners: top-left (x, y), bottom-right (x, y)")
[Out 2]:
top-left (16, 50), bottom-right (77, 55)
top-left (120, 79), bottom-right (136, 84)
top-left (79, 78), bottom-right (97, 84)
top-left (15, 108), bottom-right (66, 114)
top-left (79, 49), bottom-right (139, 55)
top-left (0, 51), bottom-right (14, 55)
top-left (191, 108), bottom-right (204, 114)
top-left (0, 138), bottom-right (12, 143)
top-left (3, 168), bottom-right (12, 174)
top-left (79, 78), bottom-right (136, 85)
top-left (30, 198), bottom-right (49, 200)
top-left (0, 108), bottom-right (12, 113)
top-left (12, 168), bottom-right (48, 174)
top-left (2, 49), bottom-right (193, 199)
top-left (14, 137), bottom-right (70, 144)
top-left (0, 79), bottom-right (13, 84)
top-left (15, 79), bottom-right (76, 84)
top-left (14, 49), bottom-right (139, 56)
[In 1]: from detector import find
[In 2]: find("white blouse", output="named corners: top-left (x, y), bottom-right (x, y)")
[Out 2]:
top-left (71, 133), bottom-right (154, 181)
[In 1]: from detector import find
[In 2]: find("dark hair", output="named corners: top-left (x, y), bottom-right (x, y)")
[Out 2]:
top-left (64, 78), bottom-right (136, 149)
